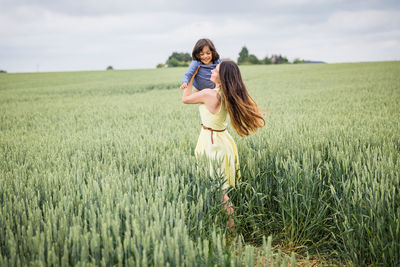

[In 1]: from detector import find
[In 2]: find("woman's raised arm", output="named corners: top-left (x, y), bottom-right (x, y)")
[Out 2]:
top-left (181, 66), bottom-right (209, 104)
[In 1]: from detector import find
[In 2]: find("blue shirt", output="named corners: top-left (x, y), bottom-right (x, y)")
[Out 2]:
top-left (182, 59), bottom-right (222, 90)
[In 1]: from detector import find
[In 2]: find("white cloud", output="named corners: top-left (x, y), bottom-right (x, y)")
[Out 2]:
top-left (1, 1), bottom-right (400, 72)
top-left (325, 9), bottom-right (400, 33)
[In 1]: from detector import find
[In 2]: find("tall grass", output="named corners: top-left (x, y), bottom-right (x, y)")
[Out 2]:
top-left (1, 62), bottom-right (399, 266)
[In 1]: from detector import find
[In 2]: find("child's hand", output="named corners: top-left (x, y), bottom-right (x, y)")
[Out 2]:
top-left (180, 83), bottom-right (188, 90)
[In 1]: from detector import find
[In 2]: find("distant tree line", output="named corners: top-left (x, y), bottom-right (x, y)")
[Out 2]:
top-left (157, 46), bottom-right (323, 68)
top-left (238, 46), bottom-right (305, 65)
top-left (157, 52), bottom-right (191, 68)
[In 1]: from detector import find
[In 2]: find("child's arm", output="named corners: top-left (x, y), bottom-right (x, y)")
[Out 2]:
top-left (181, 60), bottom-right (200, 89)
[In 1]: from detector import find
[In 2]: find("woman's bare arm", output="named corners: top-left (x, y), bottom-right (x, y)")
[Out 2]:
top-left (181, 67), bottom-right (219, 109)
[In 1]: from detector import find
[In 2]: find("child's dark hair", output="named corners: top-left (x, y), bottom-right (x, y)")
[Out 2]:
top-left (192, 39), bottom-right (220, 62)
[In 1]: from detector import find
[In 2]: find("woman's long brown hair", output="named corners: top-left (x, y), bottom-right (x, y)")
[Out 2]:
top-left (219, 61), bottom-right (265, 136)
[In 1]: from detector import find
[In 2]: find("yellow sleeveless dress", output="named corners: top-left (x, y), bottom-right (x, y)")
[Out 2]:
top-left (194, 87), bottom-right (241, 190)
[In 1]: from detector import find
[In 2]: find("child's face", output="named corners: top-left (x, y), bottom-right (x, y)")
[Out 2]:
top-left (199, 46), bottom-right (212, 65)
top-left (210, 64), bottom-right (220, 85)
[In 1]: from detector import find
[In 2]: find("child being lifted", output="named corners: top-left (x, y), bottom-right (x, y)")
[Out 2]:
top-left (180, 38), bottom-right (222, 91)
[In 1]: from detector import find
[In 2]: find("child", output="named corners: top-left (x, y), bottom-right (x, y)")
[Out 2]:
top-left (180, 39), bottom-right (222, 91)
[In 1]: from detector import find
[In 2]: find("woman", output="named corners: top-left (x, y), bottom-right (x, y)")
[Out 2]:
top-left (181, 61), bottom-right (265, 231)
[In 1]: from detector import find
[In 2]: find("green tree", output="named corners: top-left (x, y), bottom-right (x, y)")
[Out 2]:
top-left (248, 54), bottom-right (261, 64)
top-left (280, 55), bottom-right (289, 64)
top-left (167, 58), bottom-right (190, 67)
top-left (237, 46), bottom-right (249, 65)
top-left (262, 56), bottom-right (272, 65)
top-left (166, 52), bottom-right (191, 67)
top-left (167, 58), bottom-right (180, 67)
top-left (106, 66), bottom-right (113, 70)
top-left (271, 54), bottom-right (289, 64)
top-left (293, 58), bottom-right (305, 64)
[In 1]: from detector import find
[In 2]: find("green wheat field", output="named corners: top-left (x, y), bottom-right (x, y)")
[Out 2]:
top-left (1, 61), bottom-right (399, 266)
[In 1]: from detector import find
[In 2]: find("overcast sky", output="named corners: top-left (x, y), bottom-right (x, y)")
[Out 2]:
top-left (1, 0), bottom-right (399, 73)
